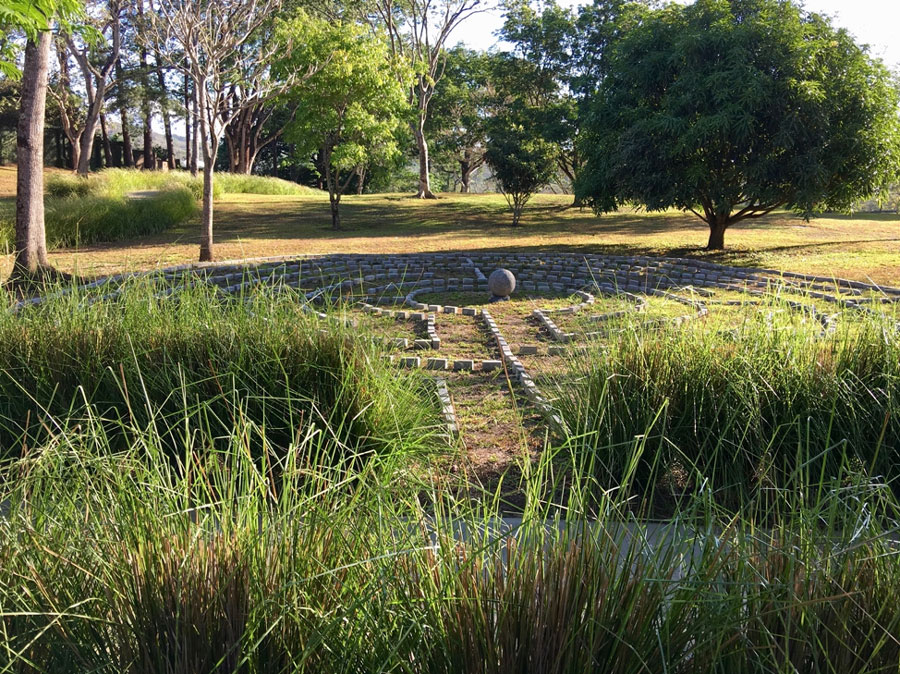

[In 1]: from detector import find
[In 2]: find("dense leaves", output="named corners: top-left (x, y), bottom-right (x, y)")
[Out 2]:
top-left (485, 108), bottom-right (557, 226)
top-left (276, 14), bottom-right (410, 228)
top-left (576, 0), bottom-right (900, 249)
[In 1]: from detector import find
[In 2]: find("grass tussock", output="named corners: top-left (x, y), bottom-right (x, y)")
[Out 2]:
top-left (553, 300), bottom-right (900, 504)
top-left (0, 281), bottom-right (440, 462)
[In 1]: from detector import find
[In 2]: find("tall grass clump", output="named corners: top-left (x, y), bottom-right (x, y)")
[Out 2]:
top-left (213, 172), bottom-right (319, 196)
top-left (553, 304), bottom-right (900, 503)
top-left (0, 280), bottom-right (440, 463)
top-left (1, 420), bottom-right (899, 672)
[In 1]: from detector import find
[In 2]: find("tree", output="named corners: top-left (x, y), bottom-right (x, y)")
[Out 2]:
top-left (8, 0), bottom-right (81, 281)
top-left (576, 0), bottom-right (900, 250)
top-left (58, 0), bottom-right (123, 176)
top-left (276, 14), bottom-right (409, 229)
top-left (497, 0), bottom-right (580, 191)
top-left (426, 46), bottom-right (493, 193)
top-left (485, 107), bottom-right (556, 226)
top-left (148, 0), bottom-right (291, 262)
top-left (367, 0), bottom-right (486, 198)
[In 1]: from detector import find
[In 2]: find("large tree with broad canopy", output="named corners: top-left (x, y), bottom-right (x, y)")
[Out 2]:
top-left (576, 0), bottom-right (900, 250)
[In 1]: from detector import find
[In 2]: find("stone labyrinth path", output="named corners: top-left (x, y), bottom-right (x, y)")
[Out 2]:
top-left (27, 252), bottom-right (900, 475)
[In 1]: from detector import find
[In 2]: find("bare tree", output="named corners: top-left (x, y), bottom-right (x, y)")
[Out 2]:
top-left (62, 0), bottom-right (123, 176)
top-left (147, 0), bottom-right (296, 261)
top-left (369, 0), bottom-right (487, 198)
top-left (14, 32), bottom-right (53, 275)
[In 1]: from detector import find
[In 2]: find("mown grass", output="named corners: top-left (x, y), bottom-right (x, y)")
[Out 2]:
top-left (0, 169), bottom-right (318, 255)
top-left (552, 295), bottom-right (900, 507)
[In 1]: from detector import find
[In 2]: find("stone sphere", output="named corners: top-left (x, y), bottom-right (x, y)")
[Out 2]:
top-left (488, 268), bottom-right (516, 297)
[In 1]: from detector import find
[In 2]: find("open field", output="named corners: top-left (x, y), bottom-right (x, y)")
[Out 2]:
top-left (1, 166), bottom-right (898, 284)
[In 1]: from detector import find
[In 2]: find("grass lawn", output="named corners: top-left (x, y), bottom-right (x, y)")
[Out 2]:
top-left (1, 166), bottom-right (898, 284)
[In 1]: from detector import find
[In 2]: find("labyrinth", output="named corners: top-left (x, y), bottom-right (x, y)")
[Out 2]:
top-left (23, 252), bottom-right (900, 462)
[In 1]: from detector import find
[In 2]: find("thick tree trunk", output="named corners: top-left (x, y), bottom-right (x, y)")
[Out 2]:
top-left (76, 97), bottom-right (103, 176)
top-left (706, 219), bottom-right (728, 251)
top-left (413, 121), bottom-right (436, 199)
top-left (14, 33), bottom-right (52, 276)
top-left (99, 113), bottom-right (113, 167)
top-left (460, 161), bottom-right (471, 194)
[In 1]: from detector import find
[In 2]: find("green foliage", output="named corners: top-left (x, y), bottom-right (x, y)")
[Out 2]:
top-left (485, 109), bottom-right (557, 225)
top-left (576, 0), bottom-right (900, 249)
top-left (496, 0), bottom-right (581, 187)
top-left (275, 13), bottom-right (410, 226)
top-left (426, 47), bottom-right (494, 192)
top-left (0, 0), bottom-right (82, 77)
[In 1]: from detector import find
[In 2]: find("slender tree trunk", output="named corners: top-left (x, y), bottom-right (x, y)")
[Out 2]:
top-left (356, 166), bottom-right (366, 195)
top-left (190, 83), bottom-right (199, 177)
top-left (99, 113), bottom-right (113, 167)
top-left (155, 55), bottom-right (175, 169)
top-left (137, 0), bottom-right (153, 170)
top-left (183, 71), bottom-right (191, 170)
top-left (114, 58), bottom-right (134, 167)
top-left (14, 33), bottom-right (52, 276)
top-left (197, 87), bottom-right (214, 261)
top-left (413, 118), bottom-right (436, 199)
top-left (706, 219), bottom-right (728, 250)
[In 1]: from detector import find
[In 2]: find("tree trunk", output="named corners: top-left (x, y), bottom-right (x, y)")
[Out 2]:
top-left (155, 55), bottom-right (175, 169)
top-left (198, 85), bottom-right (214, 262)
top-left (200, 163), bottom-right (214, 261)
top-left (413, 120), bottom-right (436, 199)
top-left (706, 219), bottom-right (728, 250)
top-left (137, 0), bottom-right (153, 170)
top-left (14, 33), bottom-right (52, 276)
top-left (460, 160), bottom-right (471, 194)
top-left (356, 166), bottom-right (366, 195)
top-left (190, 83), bottom-right (199, 177)
top-left (76, 96), bottom-right (103, 176)
top-left (115, 58), bottom-right (134, 168)
top-left (184, 72), bottom-right (191, 170)
top-left (99, 113), bottom-right (113, 167)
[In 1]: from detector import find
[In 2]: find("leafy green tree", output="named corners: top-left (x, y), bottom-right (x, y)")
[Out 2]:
top-left (276, 14), bottom-right (410, 229)
top-left (497, 0), bottom-right (579, 192)
top-left (485, 108), bottom-right (557, 226)
top-left (577, 0), bottom-right (900, 250)
top-left (426, 46), bottom-right (493, 193)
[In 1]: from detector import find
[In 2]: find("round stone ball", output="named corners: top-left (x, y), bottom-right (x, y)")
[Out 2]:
top-left (488, 268), bottom-right (516, 297)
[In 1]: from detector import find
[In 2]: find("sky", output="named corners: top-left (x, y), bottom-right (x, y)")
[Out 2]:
top-left (453, 0), bottom-right (900, 69)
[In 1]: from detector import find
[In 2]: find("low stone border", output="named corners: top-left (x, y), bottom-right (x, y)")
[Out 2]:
top-left (434, 378), bottom-right (459, 436)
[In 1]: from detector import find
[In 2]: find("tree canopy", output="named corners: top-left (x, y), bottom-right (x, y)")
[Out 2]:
top-left (576, 0), bottom-right (900, 249)
top-left (276, 13), bottom-right (410, 229)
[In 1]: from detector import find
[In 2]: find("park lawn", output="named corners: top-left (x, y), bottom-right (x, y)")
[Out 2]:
top-left (1, 166), bottom-right (897, 284)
